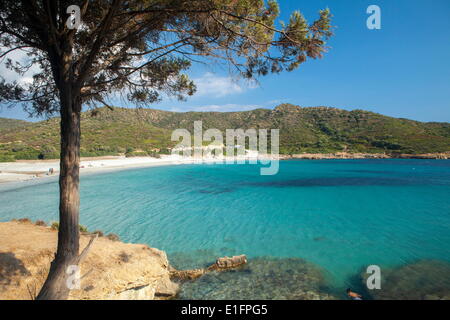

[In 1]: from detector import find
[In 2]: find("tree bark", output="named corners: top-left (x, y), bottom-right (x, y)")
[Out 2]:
top-left (37, 81), bottom-right (82, 300)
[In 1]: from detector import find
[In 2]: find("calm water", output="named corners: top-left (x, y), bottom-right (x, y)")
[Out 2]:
top-left (1, 159), bottom-right (450, 299)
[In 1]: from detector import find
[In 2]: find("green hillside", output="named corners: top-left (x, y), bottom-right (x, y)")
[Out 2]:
top-left (0, 117), bottom-right (30, 131)
top-left (1, 104), bottom-right (450, 161)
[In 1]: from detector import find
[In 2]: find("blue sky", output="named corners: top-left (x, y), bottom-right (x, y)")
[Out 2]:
top-left (1, 0), bottom-right (449, 122)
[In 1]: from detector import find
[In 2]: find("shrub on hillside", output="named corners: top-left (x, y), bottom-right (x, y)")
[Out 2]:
top-left (80, 150), bottom-right (119, 157)
top-left (35, 220), bottom-right (47, 227)
top-left (92, 230), bottom-right (104, 237)
top-left (38, 152), bottom-right (60, 160)
top-left (106, 233), bottom-right (120, 242)
top-left (119, 251), bottom-right (131, 263)
top-left (149, 152), bottom-right (161, 158)
top-left (11, 151), bottom-right (41, 160)
top-left (125, 151), bottom-right (148, 157)
top-left (0, 155), bottom-right (15, 162)
top-left (116, 147), bottom-right (126, 154)
top-left (159, 148), bottom-right (171, 155)
top-left (51, 222), bottom-right (91, 233)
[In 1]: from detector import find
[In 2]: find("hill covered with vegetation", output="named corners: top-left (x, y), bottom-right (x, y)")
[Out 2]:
top-left (1, 104), bottom-right (449, 161)
top-left (0, 117), bottom-right (30, 131)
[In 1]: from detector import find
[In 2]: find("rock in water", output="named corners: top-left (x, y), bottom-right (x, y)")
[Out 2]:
top-left (170, 255), bottom-right (247, 281)
top-left (179, 257), bottom-right (336, 300)
top-left (211, 255), bottom-right (248, 270)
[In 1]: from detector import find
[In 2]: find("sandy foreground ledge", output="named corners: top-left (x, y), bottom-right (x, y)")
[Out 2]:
top-left (0, 221), bottom-right (179, 300)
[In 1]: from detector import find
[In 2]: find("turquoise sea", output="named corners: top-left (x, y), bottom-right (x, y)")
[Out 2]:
top-left (1, 159), bottom-right (450, 299)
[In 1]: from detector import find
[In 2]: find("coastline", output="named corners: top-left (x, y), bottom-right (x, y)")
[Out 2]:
top-left (0, 155), bottom-right (204, 184)
top-left (0, 155), bottom-right (265, 185)
top-left (0, 152), bottom-right (449, 184)
top-left (282, 152), bottom-right (450, 160)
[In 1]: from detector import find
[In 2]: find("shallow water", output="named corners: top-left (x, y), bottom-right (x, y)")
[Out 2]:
top-left (1, 159), bottom-right (450, 299)
top-left (178, 257), bottom-right (334, 300)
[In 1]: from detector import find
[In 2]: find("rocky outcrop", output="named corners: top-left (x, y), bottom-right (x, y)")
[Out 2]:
top-left (207, 255), bottom-right (248, 271)
top-left (0, 221), bottom-right (179, 300)
top-left (170, 255), bottom-right (248, 281)
top-left (170, 268), bottom-right (205, 281)
top-left (393, 152), bottom-right (450, 159)
top-left (284, 152), bottom-right (450, 160)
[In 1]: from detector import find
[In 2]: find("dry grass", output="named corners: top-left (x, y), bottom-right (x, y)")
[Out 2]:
top-left (0, 221), bottom-right (177, 300)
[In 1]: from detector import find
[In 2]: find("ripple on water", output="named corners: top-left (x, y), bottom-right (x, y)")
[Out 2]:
top-left (178, 257), bottom-right (336, 300)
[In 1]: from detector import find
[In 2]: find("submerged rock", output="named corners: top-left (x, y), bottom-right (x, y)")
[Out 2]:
top-left (363, 260), bottom-right (450, 300)
top-left (178, 257), bottom-right (336, 300)
top-left (171, 268), bottom-right (206, 281)
top-left (208, 255), bottom-right (248, 270)
top-left (170, 254), bottom-right (247, 281)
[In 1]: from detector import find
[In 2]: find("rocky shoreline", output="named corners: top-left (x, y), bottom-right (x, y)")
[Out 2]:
top-left (4, 220), bottom-right (448, 300)
top-left (0, 220), bottom-right (180, 300)
top-left (0, 220), bottom-right (253, 300)
top-left (280, 152), bottom-right (450, 160)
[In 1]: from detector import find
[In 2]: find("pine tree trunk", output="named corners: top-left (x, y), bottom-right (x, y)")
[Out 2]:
top-left (37, 82), bottom-right (81, 300)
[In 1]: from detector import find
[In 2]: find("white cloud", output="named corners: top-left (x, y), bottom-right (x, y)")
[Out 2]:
top-left (0, 47), bottom-right (41, 84)
top-left (193, 72), bottom-right (257, 97)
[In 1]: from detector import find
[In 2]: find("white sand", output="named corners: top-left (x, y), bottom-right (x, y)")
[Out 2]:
top-left (0, 154), bottom-right (270, 184)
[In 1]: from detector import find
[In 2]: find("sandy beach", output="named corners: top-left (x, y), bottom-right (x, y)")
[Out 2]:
top-left (0, 155), bottom-right (199, 183)
top-left (1, 151), bottom-right (448, 184)
top-left (0, 154), bottom-right (269, 184)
